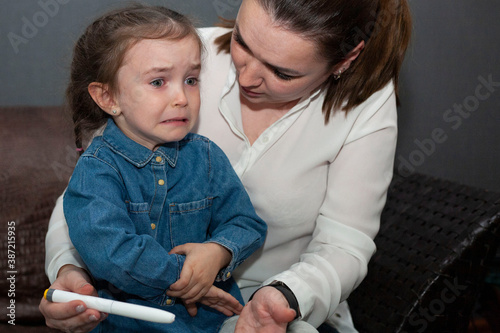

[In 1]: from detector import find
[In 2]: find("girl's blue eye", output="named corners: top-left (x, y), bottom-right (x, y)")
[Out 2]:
top-left (150, 79), bottom-right (164, 87)
top-left (185, 77), bottom-right (198, 86)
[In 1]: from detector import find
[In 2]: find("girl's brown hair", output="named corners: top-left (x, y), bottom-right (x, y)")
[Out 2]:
top-left (67, 4), bottom-right (202, 151)
top-left (215, 0), bottom-right (412, 122)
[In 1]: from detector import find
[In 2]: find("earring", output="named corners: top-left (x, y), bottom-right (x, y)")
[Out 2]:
top-left (334, 69), bottom-right (344, 80)
top-left (112, 110), bottom-right (117, 115)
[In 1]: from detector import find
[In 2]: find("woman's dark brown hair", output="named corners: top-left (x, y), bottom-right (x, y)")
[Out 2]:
top-left (215, 0), bottom-right (412, 122)
top-left (67, 4), bottom-right (202, 151)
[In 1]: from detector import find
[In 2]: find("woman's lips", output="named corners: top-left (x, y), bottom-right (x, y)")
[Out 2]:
top-left (241, 86), bottom-right (262, 97)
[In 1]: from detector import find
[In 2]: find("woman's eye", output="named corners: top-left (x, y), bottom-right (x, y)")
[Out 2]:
top-left (233, 32), bottom-right (245, 47)
top-left (185, 77), bottom-right (198, 86)
top-left (273, 69), bottom-right (293, 81)
top-left (150, 79), bottom-right (164, 87)
top-left (233, 31), bottom-right (251, 52)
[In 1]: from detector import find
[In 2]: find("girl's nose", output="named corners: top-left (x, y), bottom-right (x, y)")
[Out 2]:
top-left (172, 86), bottom-right (188, 107)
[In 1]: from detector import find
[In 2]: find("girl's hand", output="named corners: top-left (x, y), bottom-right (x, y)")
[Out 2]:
top-left (183, 285), bottom-right (244, 317)
top-left (39, 265), bottom-right (107, 333)
top-left (167, 243), bottom-right (231, 304)
top-left (235, 287), bottom-right (296, 333)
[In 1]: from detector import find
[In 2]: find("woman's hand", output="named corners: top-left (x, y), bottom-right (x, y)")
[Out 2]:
top-left (183, 285), bottom-right (244, 317)
top-left (235, 287), bottom-right (296, 333)
top-left (167, 243), bottom-right (231, 304)
top-left (39, 265), bottom-right (106, 333)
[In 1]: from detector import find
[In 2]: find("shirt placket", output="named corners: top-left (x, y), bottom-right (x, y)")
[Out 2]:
top-left (151, 154), bottom-right (177, 306)
top-left (149, 154), bottom-right (168, 233)
top-left (231, 111), bottom-right (305, 176)
top-left (219, 66), bottom-right (315, 176)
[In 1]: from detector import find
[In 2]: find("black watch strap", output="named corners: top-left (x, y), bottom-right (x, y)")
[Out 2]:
top-left (249, 280), bottom-right (301, 320)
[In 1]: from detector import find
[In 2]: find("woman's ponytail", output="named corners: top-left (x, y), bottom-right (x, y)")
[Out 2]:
top-left (325, 0), bottom-right (412, 119)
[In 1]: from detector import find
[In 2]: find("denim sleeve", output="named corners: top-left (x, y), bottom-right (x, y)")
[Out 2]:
top-left (63, 156), bottom-right (183, 304)
top-left (206, 142), bottom-right (267, 281)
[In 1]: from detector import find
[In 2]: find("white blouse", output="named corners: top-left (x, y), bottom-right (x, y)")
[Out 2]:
top-left (46, 27), bottom-right (398, 331)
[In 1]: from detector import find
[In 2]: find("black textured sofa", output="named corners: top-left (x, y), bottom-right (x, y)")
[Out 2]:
top-left (1, 106), bottom-right (499, 332)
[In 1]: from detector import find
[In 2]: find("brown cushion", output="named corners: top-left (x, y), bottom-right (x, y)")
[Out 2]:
top-left (0, 106), bottom-right (74, 326)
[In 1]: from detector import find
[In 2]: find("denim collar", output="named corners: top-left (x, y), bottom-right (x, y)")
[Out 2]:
top-left (102, 119), bottom-right (178, 168)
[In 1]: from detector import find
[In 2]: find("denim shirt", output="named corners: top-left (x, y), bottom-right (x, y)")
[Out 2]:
top-left (64, 119), bottom-right (267, 332)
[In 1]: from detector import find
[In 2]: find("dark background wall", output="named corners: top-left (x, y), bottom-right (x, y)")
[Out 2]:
top-left (1, 0), bottom-right (499, 191)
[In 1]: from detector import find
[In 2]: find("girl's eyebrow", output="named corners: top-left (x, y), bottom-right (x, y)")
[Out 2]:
top-left (142, 63), bottom-right (201, 77)
top-left (190, 63), bottom-right (202, 71)
top-left (142, 66), bottom-right (173, 77)
top-left (234, 23), bottom-right (302, 76)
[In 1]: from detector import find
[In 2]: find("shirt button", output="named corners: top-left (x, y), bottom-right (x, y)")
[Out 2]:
top-left (166, 299), bottom-right (173, 305)
top-left (226, 272), bottom-right (231, 278)
top-left (158, 179), bottom-right (165, 186)
top-left (262, 136), bottom-right (269, 143)
top-left (151, 223), bottom-right (156, 230)
top-left (156, 156), bottom-right (162, 163)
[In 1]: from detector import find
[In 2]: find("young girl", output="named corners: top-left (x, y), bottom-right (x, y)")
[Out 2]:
top-left (62, 5), bottom-right (267, 332)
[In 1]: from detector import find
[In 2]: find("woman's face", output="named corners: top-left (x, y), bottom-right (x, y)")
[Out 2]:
top-left (231, 0), bottom-right (333, 107)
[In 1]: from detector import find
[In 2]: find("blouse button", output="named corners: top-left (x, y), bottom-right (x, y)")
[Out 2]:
top-left (156, 156), bottom-right (162, 163)
top-left (166, 299), bottom-right (173, 305)
top-left (226, 272), bottom-right (231, 278)
top-left (158, 179), bottom-right (165, 186)
top-left (151, 223), bottom-right (156, 230)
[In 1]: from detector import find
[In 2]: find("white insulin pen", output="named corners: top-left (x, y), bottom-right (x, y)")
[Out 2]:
top-left (44, 289), bottom-right (175, 324)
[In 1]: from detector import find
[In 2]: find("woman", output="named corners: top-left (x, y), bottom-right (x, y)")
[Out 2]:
top-left (40, 0), bottom-right (411, 332)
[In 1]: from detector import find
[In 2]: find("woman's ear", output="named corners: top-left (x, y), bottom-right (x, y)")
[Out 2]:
top-left (332, 40), bottom-right (365, 76)
top-left (88, 82), bottom-right (119, 116)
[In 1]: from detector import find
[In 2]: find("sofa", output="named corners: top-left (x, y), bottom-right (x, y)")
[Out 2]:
top-left (1, 106), bottom-right (499, 332)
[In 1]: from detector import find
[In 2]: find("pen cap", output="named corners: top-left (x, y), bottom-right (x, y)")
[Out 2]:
top-left (44, 289), bottom-right (55, 301)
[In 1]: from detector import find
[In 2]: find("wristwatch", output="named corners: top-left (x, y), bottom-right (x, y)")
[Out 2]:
top-left (250, 280), bottom-right (301, 320)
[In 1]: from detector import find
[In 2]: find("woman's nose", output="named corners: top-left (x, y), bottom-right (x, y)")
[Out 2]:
top-left (238, 59), bottom-right (263, 88)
